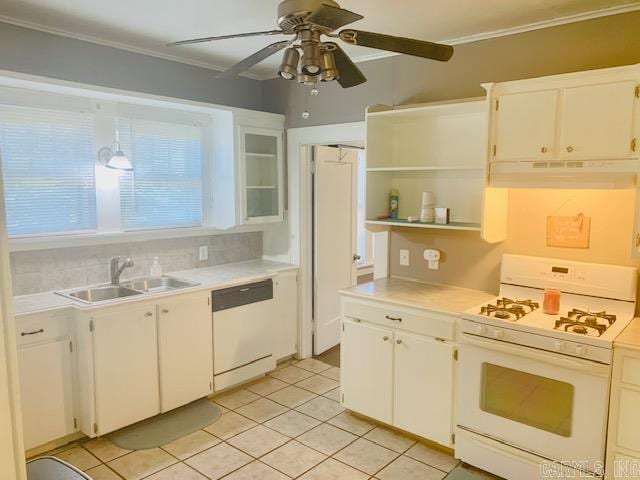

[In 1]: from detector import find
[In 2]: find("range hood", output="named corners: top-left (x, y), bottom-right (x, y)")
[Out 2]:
top-left (489, 159), bottom-right (639, 189)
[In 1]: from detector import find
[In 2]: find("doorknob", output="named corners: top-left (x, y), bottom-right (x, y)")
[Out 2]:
top-left (353, 254), bottom-right (361, 262)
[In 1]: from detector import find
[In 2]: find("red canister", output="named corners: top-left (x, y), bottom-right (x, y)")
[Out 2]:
top-left (543, 289), bottom-right (561, 315)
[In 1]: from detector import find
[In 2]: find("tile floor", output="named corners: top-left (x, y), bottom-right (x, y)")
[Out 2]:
top-left (39, 358), bottom-right (496, 480)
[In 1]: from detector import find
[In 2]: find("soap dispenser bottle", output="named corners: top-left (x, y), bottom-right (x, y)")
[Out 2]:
top-left (150, 257), bottom-right (162, 277)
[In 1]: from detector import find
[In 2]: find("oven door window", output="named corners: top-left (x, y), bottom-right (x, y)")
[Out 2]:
top-left (481, 363), bottom-right (574, 437)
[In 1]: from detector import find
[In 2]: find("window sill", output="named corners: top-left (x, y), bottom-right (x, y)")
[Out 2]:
top-left (8, 224), bottom-right (273, 252)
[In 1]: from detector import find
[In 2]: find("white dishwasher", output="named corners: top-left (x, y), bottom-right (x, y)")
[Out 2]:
top-left (212, 279), bottom-right (276, 391)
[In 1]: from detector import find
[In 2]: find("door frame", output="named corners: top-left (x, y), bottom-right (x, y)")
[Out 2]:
top-left (286, 122), bottom-right (366, 359)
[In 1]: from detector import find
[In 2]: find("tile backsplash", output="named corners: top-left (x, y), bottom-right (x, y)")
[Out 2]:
top-left (10, 232), bottom-right (262, 296)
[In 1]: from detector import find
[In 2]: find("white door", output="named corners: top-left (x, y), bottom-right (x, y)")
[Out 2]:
top-left (18, 340), bottom-right (75, 450)
top-left (341, 319), bottom-right (394, 423)
top-left (494, 90), bottom-right (558, 161)
top-left (273, 271), bottom-right (299, 360)
top-left (158, 292), bottom-right (213, 412)
top-left (393, 331), bottom-right (455, 447)
top-left (314, 145), bottom-right (358, 354)
top-left (92, 305), bottom-right (160, 435)
top-left (560, 81), bottom-right (637, 159)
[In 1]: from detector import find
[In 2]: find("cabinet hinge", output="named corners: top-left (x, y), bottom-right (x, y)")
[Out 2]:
top-left (69, 341), bottom-right (73, 353)
top-left (495, 99), bottom-right (499, 111)
top-left (89, 319), bottom-right (95, 332)
top-left (635, 85), bottom-right (640, 98)
top-left (93, 423), bottom-right (98, 434)
top-left (632, 138), bottom-right (637, 153)
top-left (453, 349), bottom-right (458, 361)
top-left (492, 145), bottom-right (497, 157)
top-left (73, 418), bottom-right (77, 429)
top-left (341, 393), bottom-right (344, 404)
top-left (209, 381), bottom-right (213, 391)
top-left (452, 433), bottom-right (456, 445)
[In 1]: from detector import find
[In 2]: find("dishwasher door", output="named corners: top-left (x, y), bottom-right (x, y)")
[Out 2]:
top-left (212, 279), bottom-right (275, 388)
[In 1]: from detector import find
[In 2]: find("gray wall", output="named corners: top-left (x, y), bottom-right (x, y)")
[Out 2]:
top-left (263, 10), bottom-right (640, 128)
top-left (11, 232), bottom-right (262, 295)
top-left (0, 22), bottom-right (267, 111)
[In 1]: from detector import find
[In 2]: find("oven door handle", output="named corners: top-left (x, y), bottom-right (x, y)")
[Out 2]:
top-left (460, 333), bottom-right (610, 376)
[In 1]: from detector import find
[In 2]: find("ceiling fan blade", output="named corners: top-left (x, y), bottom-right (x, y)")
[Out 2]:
top-left (339, 30), bottom-right (454, 62)
top-left (216, 41), bottom-right (290, 79)
top-left (304, 4), bottom-right (363, 31)
top-left (168, 30), bottom-right (287, 47)
top-left (326, 43), bottom-right (366, 88)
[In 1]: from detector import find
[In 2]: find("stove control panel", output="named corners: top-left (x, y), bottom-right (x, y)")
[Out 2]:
top-left (460, 318), bottom-right (611, 364)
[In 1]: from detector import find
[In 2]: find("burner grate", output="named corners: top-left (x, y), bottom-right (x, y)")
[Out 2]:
top-left (554, 309), bottom-right (617, 336)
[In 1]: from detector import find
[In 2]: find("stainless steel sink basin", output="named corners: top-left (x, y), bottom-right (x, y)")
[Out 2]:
top-left (63, 285), bottom-right (143, 303)
top-left (121, 276), bottom-right (199, 293)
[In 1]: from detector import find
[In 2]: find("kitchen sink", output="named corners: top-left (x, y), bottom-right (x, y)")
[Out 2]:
top-left (62, 285), bottom-right (143, 303)
top-left (56, 275), bottom-right (200, 304)
top-left (120, 276), bottom-right (199, 293)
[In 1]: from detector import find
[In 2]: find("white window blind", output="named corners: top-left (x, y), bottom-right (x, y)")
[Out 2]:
top-left (118, 118), bottom-right (203, 230)
top-left (0, 105), bottom-right (96, 236)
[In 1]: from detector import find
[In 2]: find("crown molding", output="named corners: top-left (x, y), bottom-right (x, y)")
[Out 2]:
top-left (1, 2), bottom-right (640, 79)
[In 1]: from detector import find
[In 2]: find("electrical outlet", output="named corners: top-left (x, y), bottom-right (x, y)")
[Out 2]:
top-left (399, 249), bottom-right (410, 266)
top-left (199, 245), bottom-right (208, 261)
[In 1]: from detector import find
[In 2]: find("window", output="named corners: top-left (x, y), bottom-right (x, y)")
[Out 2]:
top-left (118, 118), bottom-right (203, 230)
top-left (0, 105), bottom-right (96, 236)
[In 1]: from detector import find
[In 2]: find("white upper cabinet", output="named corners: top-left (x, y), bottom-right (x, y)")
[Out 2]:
top-left (560, 81), bottom-right (637, 160)
top-left (238, 126), bottom-right (284, 224)
top-left (494, 90), bottom-right (558, 161)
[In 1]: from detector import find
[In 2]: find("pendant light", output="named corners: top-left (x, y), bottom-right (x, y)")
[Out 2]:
top-left (98, 130), bottom-right (133, 171)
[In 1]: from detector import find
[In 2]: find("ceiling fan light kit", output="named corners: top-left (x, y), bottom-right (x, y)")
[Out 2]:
top-left (168, 0), bottom-right (455, 88)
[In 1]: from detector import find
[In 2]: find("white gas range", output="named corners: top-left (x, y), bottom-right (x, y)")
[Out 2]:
top-left (455, 254), bottom-right (638, 480)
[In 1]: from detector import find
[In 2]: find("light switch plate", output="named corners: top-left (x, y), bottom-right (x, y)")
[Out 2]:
top-left (399, 249), bottom-right (410, 266)
top-left (199, 245), bottom-right (208, 261)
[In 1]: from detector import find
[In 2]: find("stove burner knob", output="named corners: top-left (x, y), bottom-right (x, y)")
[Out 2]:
top-left (476, 325), bottom-right (486, 335)
top-left (554, 341), bottom-right (566, 352)
top-left (493, 329), bottom-right (505, 339)
top-left (575, 345), bottom-right (587, 356)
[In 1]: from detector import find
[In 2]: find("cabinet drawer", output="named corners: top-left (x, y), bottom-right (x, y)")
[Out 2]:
top-left (621, 355), bottom-right (640, 387)
top-left (16, 310), bottom-right (71, 346)
top-left (342, 298), bottom-right (456, 340)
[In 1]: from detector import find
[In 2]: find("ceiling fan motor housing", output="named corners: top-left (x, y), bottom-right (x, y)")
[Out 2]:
top-left (277, 0), bottom-right (340, 32)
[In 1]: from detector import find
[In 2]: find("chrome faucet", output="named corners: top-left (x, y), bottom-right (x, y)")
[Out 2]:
top-left (110, 256), bottom-right (134, 285)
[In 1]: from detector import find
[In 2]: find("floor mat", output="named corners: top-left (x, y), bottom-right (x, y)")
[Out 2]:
top-left (106, 398), bottom-right (222, 450)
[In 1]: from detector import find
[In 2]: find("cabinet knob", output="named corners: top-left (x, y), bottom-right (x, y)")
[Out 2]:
top-left (382, 336), bottom-right (389, 341)
top-left (566, 146), bottom-right (574, 153)
top-left (161, 309), bottom-right (169, 314)
top-left (540, 147), bottom-right (548, 153)
top-left (396, 339), bottom-right (402, 345)
top-left (145, 312), bottom-right (153, 317)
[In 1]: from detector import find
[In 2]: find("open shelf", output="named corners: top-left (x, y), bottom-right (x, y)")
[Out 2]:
top-left (246, 152), bottom-right (276, 158)
top-left (367, 166), bottom-right (484, 172)
top-left (366, 219), bottom-right (481, 231)
top-left (246, 185), bottom-right (277, 189)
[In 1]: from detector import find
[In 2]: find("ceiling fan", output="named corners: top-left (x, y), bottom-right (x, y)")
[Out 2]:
top-left (168, 0), bottom-right (454, 88)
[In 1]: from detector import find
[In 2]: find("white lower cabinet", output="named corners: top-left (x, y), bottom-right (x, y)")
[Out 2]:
top-left (393, 331), bottom-right (455, 446)
top-left (341, 319), bottom-right (394, 423)
top-left (18, 339), bottom-right (75, 450)
top-left (340, 298), bottom-right (457, 448)
top-left (91, 303), bottom-right (160, 435)
top-left (157, 292), bottom-right (213, 412)
top-left (273, 270), bottom-right (298, 360)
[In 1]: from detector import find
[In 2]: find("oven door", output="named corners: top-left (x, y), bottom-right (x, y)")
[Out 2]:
top-left (457, 333), bottom-right (611, 472)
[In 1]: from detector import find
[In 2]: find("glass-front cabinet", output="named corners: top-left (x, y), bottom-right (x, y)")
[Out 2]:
top-left (238, 126), bottom-right (284, 224)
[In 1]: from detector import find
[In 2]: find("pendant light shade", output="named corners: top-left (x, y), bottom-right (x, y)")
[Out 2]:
top-left (98, 142), bottom-right (133, 171)
top-left (278, 48), bottom-right (300, 80)
top-left (320, 50), bottom-right (339, 82)
top-left (301, 42), bottom-right (322, 75)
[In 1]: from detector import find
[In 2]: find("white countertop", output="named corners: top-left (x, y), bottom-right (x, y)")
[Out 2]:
top-left (12, 259), bottom-right (297, 316)
top-left (615, 317), bottom-right (640, 352)
top-left (340, 277), bottom-right (495, 315)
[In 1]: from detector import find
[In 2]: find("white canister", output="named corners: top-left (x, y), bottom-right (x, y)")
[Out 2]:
top-left (420, 192), bottom-right (435, 223)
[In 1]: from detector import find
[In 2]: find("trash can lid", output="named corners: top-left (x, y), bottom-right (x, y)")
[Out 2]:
top-left (26, 456), bottom-right (92, 480)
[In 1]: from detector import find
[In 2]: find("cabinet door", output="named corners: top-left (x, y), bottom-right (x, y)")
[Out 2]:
top-left (239, 126), bottom-right (284, 224)
top-left (494, 90), bottom-right (558, 161)
top-left (158, 292), bottom-right (213, 412)
top-left (617, 387), bottom-right (640, 454)
top-left (560, 81), bottom-right (637, 159)
top-left (18, 340), bottom-right (75, 450)
top-left (273, 271), bottom-right (298, 360)
top-left (393, 331), bottom-right (455, 447)
top-left (341, 319), bottom-right (393, 423)
top-left (92, 305), bottom-right (159, 435)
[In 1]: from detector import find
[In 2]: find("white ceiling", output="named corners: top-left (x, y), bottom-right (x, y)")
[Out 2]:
top-left (1, 0), bottom-right (639, 79)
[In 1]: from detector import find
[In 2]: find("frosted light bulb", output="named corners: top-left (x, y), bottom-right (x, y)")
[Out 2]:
top-left (301, 110), bottom-right (310, 120)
